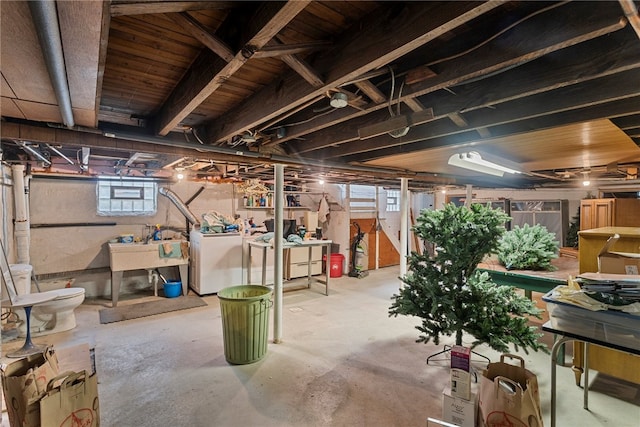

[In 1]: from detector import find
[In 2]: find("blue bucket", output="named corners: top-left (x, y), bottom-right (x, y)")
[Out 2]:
top-left (163, 281), bottom-right (182, 298)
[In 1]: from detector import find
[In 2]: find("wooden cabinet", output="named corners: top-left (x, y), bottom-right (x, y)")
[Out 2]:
top-left (573, 227), bottom-right (640, 385)
top-left (580, 198), bottom-right (640, 230)
top-left (287, 246), bottom-right (323, 279)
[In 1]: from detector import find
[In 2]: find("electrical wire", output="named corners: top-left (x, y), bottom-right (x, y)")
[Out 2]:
top-left (425, 1), bottom-right (568, 67)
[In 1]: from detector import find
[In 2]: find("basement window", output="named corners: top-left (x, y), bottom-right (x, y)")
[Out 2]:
top-left (386, 190), bottom-right (400, 212)
top-left (97, 178), bottom-right (157, 216)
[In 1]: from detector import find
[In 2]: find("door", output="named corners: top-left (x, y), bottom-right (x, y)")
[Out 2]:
top-left (349, 218), bottom-right (400, 270)
top-left (593, 199), bottom-right (614, 228)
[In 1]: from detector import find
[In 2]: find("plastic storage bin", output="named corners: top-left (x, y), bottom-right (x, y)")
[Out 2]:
top-left (218, 285), bottom-right (272, 364)
top-left (543, 287), bottom-right (640, 349)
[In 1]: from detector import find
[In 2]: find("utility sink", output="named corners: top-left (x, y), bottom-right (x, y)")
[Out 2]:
top-left (108, 240), bottom-right (188, 271)
top-left (107, 240), bottom-right (189, 307)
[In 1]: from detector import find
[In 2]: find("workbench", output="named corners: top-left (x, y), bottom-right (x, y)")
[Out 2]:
top-left (247, 239), bottom-right (333, 295)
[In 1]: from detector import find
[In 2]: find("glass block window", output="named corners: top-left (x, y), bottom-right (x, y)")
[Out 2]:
top-left (386, 189), bottom-right (400, 212)
top-left (97, 178), bottom-right (157, 216)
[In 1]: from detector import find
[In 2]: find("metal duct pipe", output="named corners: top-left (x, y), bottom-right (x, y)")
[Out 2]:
top-left (28, 0), bottom-right (75, 128)
top-left (620, 0), bottom-right (640, 39)
top-left (158, 187), bottom-right (200, 228)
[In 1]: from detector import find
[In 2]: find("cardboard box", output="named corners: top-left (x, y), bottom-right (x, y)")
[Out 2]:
top-left (450, 346), bottom-right (471, 400)
top-left (597, 234), bottom-right (640, 274)
top-left (442, 388), bottom-right (476, 427)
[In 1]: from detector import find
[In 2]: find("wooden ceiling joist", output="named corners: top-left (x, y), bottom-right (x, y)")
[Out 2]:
top-left (202, 1), bottom-right (503, 144)
top-left (170, 12), bottom-right (234, 63)
top-left (155, 0), bottom-right (311, 136)
top-left (110, 1), bottom-right (236, 17)
top-left (273, 2), bottom-right (629, 149)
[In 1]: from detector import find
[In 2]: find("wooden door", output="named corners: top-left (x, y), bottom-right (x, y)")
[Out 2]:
top-left (579, 200), bottom-right (593, 230)
top-left (594, 199), bottom-right (614, 228)
top-left (349, 218), bottom-right (400, 270)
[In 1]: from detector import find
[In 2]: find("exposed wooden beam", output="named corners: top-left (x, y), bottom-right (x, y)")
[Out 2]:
top-left (155, 1), bottom-right (310, 136)
top-left (280, 54), bottom-right (324, 87)
top-left (202, 1), bottom-right (503, 144)
top-left (287, 26), bottom-right (640, 154)
top-left (110, 2), bottom-right (235, 17)
top-left (404, 98), bottom-right (426, 113)
top-left (449, 113), bottom-right (469, 128)
top-left (274, 2), bottom-right (628, 148)
top-left (354, 80), bottom-right (387, 104)
top-left (476, 127), bottom-right (492, 138)
top-left (325, 71), bottom-right (640, 159)
top-left (345, 96), bottom-right (640, 164)
top-left (405, 65), bottom-right (437, 85)
top-left (252, 41), bottom-right (331, 59)
top-left (358, 108), bottom-right (434, 139)
top-left (170, 12), bottom-right (234, 63)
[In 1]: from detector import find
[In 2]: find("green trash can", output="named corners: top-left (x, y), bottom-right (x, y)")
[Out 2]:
top-left (218, 285), bottom-right (272, 364)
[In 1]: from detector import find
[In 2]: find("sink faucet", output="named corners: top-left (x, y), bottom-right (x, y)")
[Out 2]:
top-left (144, 225), bottom-right (188, 244)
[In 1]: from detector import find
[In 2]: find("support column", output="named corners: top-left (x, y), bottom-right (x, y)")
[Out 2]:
top-left (273, 164), bottom-right (284, 343)
top-left (399, 178), bottom-right (409, 278)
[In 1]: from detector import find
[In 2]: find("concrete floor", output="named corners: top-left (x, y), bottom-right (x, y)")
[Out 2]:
top-left (2, 266), bottom-right (640, 426)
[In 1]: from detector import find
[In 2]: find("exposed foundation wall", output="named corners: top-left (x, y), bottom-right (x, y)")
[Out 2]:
top-left (25, 176), bottom-right (351, 298)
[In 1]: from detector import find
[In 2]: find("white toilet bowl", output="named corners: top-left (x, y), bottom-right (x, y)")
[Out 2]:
top-left (17, 287), bottom-right (85, 337)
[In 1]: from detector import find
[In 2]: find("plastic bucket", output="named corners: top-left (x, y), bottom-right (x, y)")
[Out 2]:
top-left (329, 253), bottom-right (345, 278)
top-left (163, 281), bottom-right (182, 298)
top-left (218, 285), bottom-right (272, 365)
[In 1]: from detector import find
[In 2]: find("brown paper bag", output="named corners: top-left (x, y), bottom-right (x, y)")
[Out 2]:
top-left (1, 346), bottom-right (59, 427)
top-left (40, 370), bottom-right (100, 427)
top-left (477, 354), bottom-right (543, 427)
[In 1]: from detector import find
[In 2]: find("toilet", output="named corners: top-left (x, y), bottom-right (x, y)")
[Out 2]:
top-left (5, 264), bottom-right (85, 337)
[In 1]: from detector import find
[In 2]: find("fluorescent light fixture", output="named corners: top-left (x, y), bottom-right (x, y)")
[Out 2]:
top-left (448, 151), bottom-right (520, 177)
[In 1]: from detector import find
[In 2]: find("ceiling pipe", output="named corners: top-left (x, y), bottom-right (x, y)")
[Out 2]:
top-left (28, 0), bottom-right (75, 128)
top-left (620, 0), bottom-right (640, 39)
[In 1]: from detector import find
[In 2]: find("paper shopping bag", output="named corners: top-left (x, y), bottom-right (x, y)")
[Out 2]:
top-left (40, 370), bottom-right (100, 427)
top-left (477, 354), bottom-right (543, 427)
top-left (1, 346), bottom-right (59, 427)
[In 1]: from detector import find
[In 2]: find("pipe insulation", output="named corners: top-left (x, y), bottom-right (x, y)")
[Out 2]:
top-left (158, 187), bottom-right (200, 228)
top-left (28, 0), bottom-right (75, 128)
top-left (11, 165), bottom-right (30, 264)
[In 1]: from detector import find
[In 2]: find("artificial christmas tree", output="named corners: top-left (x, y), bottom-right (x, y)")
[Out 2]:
top-left (389, 203), bottom-right (547, 355)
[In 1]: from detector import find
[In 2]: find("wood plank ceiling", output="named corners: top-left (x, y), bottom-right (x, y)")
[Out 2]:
top-left (1, 0), bottom-right (640, 190)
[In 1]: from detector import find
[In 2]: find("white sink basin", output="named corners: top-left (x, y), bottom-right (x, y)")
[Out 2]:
top-left (108, 240), bottom-right (188, 271)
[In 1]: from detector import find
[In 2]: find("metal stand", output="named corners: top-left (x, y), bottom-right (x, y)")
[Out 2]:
top-left (7, 305), bottom-right (44, 358)
top-left (426, 344), bottom-right (491, 382)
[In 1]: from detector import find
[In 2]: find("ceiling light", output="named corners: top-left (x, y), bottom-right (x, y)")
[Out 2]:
top-left (448, 152), bottom-right (520, 177)
top-left (582, 171), bottom-right (590, 186)
top-left (176, 167), bottom-right (185, 180)
top-left (330, 92), bottom-right (348, 108)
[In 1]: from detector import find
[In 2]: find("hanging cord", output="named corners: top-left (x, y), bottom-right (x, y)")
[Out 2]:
top-left (426, 1), bottom-right (568, 67)
top-left (387, 66), bottom-right (396, 117)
